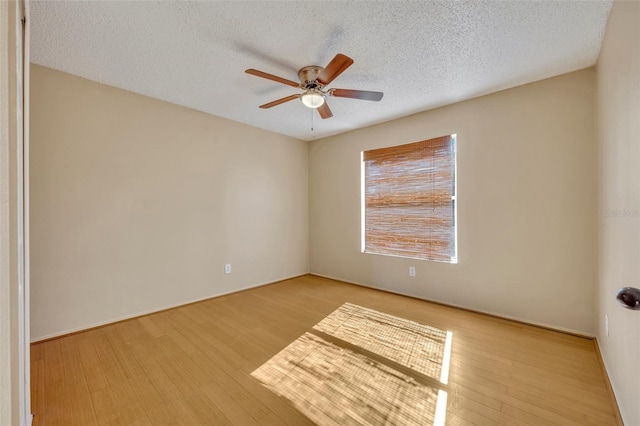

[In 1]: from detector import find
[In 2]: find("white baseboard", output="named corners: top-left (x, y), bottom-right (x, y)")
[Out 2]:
top-left (310, 272), bottom-right (595, 338)
top-left (31, 273), bottom-right (308, 343)
top-left (593, 338), bottom-right (625, 425)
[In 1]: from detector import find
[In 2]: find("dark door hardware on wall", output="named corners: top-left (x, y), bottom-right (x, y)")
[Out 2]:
top-left (616, 287), bottom-right (640, 310)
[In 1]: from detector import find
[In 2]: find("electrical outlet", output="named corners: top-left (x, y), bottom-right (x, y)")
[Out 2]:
top-left (605, 314), bottom-right (609, 336)
top-left (224, 264), bottom-right (231, 274)
top-left (409, 266), bottom-right (416, 277)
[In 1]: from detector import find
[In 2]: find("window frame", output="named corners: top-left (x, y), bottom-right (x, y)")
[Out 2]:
top-left (360, 134), bottom-right (458, 263)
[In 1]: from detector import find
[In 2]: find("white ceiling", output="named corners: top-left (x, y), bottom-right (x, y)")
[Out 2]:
top-left (30, 1), bottom-right (612, 141)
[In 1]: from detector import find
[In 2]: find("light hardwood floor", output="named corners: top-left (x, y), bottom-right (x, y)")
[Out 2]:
top-left (31, 275), bottom-right (620, 425)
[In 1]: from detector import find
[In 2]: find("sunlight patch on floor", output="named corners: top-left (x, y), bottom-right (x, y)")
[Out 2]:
top-left (252, 303), bottom-right (453, 425)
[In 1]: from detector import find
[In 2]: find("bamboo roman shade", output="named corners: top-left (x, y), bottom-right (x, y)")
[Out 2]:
top-left (363, 135), bottom-right (456, 262)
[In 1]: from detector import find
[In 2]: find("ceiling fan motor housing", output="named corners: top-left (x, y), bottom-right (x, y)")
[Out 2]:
top-left (298, 66), bottom-right (324, 89)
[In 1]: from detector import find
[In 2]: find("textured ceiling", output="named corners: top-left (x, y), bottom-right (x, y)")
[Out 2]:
top-left (30, 1), bottom-right (612, 141)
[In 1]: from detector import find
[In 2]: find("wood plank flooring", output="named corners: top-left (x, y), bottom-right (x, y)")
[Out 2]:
top-left (30, 275), bottom-right (620, 425)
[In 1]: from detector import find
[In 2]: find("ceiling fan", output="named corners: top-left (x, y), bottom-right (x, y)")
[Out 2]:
top-left (245, 53), bottom-right (383, 119)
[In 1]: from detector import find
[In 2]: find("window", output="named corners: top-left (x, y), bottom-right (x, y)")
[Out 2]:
top-left (361, 135), bottom-right (457, 263)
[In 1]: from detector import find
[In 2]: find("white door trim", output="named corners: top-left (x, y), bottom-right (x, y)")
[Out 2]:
top-left (16, 0), bottom-right (31, 424)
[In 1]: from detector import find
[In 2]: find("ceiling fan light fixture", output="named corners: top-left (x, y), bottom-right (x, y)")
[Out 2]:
top-left (300, 91), bottom-right (325, 109)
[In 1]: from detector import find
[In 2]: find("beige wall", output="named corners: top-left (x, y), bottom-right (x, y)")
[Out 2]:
top-left (30, 65), bottom-right (309, 341)
top-left (310, 69), bottom-right (597, 334)
top-left (596, 0), bottom-right (640, 424)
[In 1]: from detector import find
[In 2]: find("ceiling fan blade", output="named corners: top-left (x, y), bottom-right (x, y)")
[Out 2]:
top-left (245, 69), bottom-right (300, 88)
top-left (317, 102), bottom-right (333, 119)
top-left (259, 94), bottom-right (299, 109)
top-left (330, 88), bottom-right (384, 101)
top-left (317, 54), bottom-right (354, 85)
